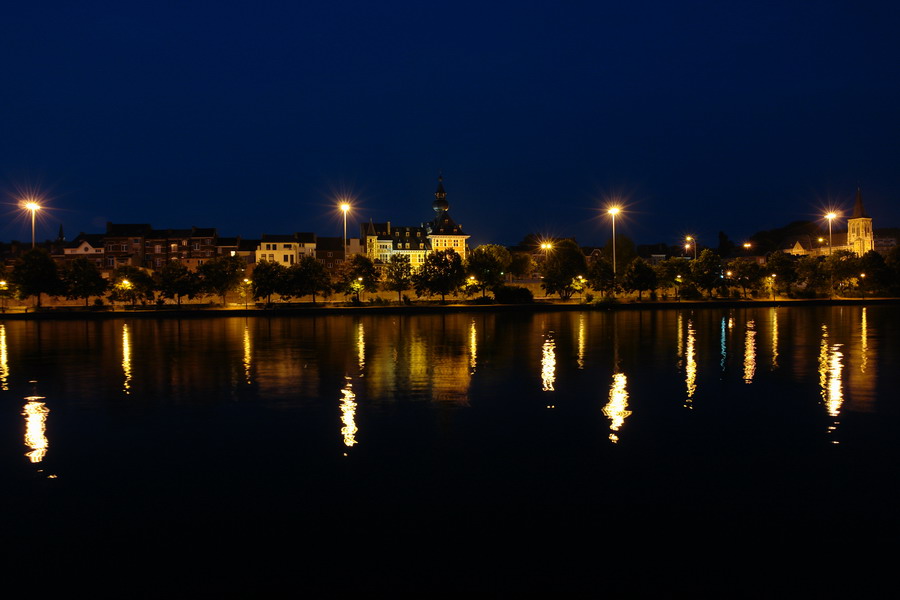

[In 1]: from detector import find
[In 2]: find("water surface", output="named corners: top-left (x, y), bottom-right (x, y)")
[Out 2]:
top-left (4, 306), bottom-right (899, 596)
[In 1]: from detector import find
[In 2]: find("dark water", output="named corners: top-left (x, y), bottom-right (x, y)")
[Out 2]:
top-left (3, 306), bottom-right (900, 596)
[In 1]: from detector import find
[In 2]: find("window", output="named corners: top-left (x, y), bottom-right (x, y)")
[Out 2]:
top-left (284, 244), bottom-right (291, 249)
top-left (327, 252), bottom-right (333, 257)
top-left (154, 245), bottom-right (162, 254)
top-left (170, 243), bottom-right (178, 253)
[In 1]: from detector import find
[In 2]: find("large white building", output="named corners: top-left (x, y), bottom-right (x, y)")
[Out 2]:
top-left (361, 176), bottom-right (470, 269)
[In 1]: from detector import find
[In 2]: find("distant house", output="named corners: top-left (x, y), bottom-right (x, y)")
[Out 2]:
top-left (63, 233), bottom-right (106, 268)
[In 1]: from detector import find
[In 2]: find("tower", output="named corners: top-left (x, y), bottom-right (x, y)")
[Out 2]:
top-left (425, 174), bottom-right (469, 261)
top-left (847, 188), bottom-right (874, 256)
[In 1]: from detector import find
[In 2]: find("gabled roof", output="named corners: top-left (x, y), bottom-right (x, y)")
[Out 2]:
top-left (66, 233), bottom-right (105, 249)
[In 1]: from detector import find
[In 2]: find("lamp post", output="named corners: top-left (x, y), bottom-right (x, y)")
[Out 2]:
top-left (23, 201), bottom-right (41, 248)
top-left (340, 202), bottom-right (351, 250)
top-left (686, 236), bottom-right (697, 260)
top-left (608, 207), bottom-right (620, 276)
top-left (769, 274), bottom-right (776, 301)
top-left (243, 278), bottom-right (251, 310)
top-left (825, 213), bottom-right (837, 256)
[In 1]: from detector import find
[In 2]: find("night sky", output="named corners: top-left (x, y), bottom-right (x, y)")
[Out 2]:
top-left (3, 1), bottom-right (899, 249)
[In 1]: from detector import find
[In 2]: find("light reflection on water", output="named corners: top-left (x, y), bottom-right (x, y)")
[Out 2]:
top-left (22, 396), bottom-right (49, 463)
top-left (0, 323), bottom-right (8, 391)
top-left (541, 332), bottom-right (556, 392)
top-left (0, 306), bottom-right (891, 467)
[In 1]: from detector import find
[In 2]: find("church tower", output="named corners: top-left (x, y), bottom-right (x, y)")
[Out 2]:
top-left (847, 188), bottom-right (874, 256)
top-left (425, 174), bottom-right (469, 261)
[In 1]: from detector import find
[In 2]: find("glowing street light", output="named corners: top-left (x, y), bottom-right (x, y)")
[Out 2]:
top-left (825, 212), bottom-right (837, 256)
top-left (339, 201), bottom-right (351, 250)
top-left (608, 207), bottom-right (621, 275)
top-left (685, 236), bottom-right (697, 260)
top-left (22, 201), bottom-right (41, 248)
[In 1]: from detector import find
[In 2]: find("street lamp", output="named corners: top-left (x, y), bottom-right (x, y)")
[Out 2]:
top-left (685, 236), bottom-right (697, 260)
top-left (607, 207), bottom-right (620, 276)
top-left (825, 213), bottom-right (837, 256)
top-left (339, 201), bottom-right (351, 250)
top-left (769, 274), bottom-right (776, 300)
top-left (23, 201), bottom-right (41, 248)
top-left (243, 278), bottom-right (251, 309)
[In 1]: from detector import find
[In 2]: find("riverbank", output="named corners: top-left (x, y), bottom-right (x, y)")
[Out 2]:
top-left (2, 296), bottom-right (897, 320)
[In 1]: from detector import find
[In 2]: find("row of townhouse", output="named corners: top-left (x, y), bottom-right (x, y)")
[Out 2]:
top-left (42, 176), bottom-right (470, 275)
top-left (60, 223), bottom-right (366, 274)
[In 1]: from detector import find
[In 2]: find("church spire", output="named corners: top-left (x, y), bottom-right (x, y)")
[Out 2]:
top-left (852, 187), bottom-right (869, 219)
top-left (432, 173), bottom-right (449, 213)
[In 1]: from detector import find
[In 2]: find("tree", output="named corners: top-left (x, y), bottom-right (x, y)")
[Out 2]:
top-left (154, 260), bottom-right (199, 306)
top-left (539, 239), bottom-right (586, 299)
top-left (198, 255), bottom-right (246, 304)
top-left (689, 249), bottom-right (723, 297)
top-left (795, 256), bottom-right (827, 296)
top-left (654, 258), bottom-right (690, 299)
top-left (466, 244), bottom-right (512, 297)
top-left (857, 250), bottom-right (889, 295)
top-left (108, 266), bottom-right (155, 307)
top-left (61, 257), bottom-right (108, 306)
top-left (586, 258), bottom-right (616, 297)
top-left (11, 248), bottom-right (63, 308)
top-left (383, 254), bottom-right (413, 302)
top-left (726, 259), bottom-right (763, 299)
top-left (621, 257), bottom-right (657, 300)
top-left (334, 254), bottom-right (379, 302)
top-left (251, 260), bottom-right (287, 304)
top-left (294, 256), bottom-right (331, 303)
top-left (765, 251), bottom-right (798, 295)
top-left (508, 252), bottom-right (534, 280)
top-left (717, 231), bottom-right (736, 258)
top-left (413, 248), bottom-right (466, 302)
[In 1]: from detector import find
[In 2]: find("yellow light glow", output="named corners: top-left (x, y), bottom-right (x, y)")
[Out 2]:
top-left (861, 307), bottom-right (868, 373)
top-left (243, 324), bottom-right (252, 384)
top-left (743, 320), bottom-right (756, 384)
top-left (607, 206), bottom-right (621, 216)
top-left (541, 334), bottom-right (556, 392)
top-left (603, 373), bottom-right (631, 443)
top-left (0, 324), bottom-right (8, 391)
top-left (771, 307), bottom-right (779, 369)
top-left (23, 397), bottom-right (49, 463)
top-left (122, 323), bottom-right (132, 394)
top-left (685, 319), bottom-right (696, 404)
top-left (357, 321), bottom-right (365, 371)
top-left (340, 379), bottom-right (358, 447)
top-left (24, 201), bottom-right (41, 212)
top-left (339, 202), bottom-right (351, 213)
top-left (825, 212), bottom-right (837, 220)
top-left (540, 242), bottom-right (553, 250)
top-left (469, 319), bottom-right (477, 372)
top-left (577, 313), bottom-right (585, 370)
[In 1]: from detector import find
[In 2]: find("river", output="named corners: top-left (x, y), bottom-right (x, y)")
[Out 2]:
top-left (3, 306), bottom-right (899, 596)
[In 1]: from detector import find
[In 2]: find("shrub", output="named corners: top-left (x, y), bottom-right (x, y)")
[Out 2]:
top-left (493, 285), bottom-right (533, 304)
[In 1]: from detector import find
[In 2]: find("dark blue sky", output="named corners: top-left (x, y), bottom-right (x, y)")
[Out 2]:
top-left (3, 1), bottom-right (899, 249)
